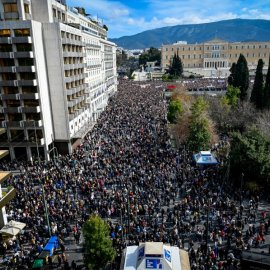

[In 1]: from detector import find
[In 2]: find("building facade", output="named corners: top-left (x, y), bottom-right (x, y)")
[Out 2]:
top-left (0, 129), bottom-right (15, 228)
top-left (0, 0), bottom-right (117, 160)
top-left (162, 39), bottom-right (270, 77)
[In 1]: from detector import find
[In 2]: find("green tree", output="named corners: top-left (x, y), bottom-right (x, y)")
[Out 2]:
top-left (83, 215), bottom-right (115, 270)
top-left (232, 54), bottom-right (249, 101)
top-left (229, 129), bottom-right (270, 187)
top-left (167, 98), bottom-right (183, 123)
top-left (222, 85), bottom-right (241, 108)
top-left (228, 62), bottom-right (236, 85)
top-left (139, 47), bottom-right (161, 66)
top-left (264, 56), bottom-right (270, 109)
top-left (187, 97), bottom-right (213, 151)
top-left (116, 50), bottom-right (128, 66)
top-left (167, 54), bottom-right (183, 78)
top-left (250, 59), bottom-right (264, 109)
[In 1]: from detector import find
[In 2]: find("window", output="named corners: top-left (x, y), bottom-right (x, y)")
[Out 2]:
top-left (0, 44), bottom-right (12, 52)
top-left (16, 44), bottom-right (32, 52)
top-left (3, 3), bottom-right (18, 12)
top-left (171, 48), bottom-right (174, 51)
top-left (14, 29), bottom-right (30, 37)
top-left (182, 55), bottom-right (185, 59)
top-left (0, 29), bottom-right (11, 37)
top-left (24, 4), bottom-right (30, 14)
top-left (265, 45), bottom-right (268, 49)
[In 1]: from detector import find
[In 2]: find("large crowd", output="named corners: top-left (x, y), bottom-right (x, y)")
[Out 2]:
top-left (0, 79), bottom-right (269, 270)
top-left (180, 78), bottom-right (227, 91)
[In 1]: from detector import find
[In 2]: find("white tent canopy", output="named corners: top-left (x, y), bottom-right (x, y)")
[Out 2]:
top-left (0, 220), bottom-right (26, 236)
top-left (193, 151), bottom-right (218, 165)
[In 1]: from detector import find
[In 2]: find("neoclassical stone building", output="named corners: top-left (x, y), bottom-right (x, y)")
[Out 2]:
top-left (161, 39), bottom-right (270, 77)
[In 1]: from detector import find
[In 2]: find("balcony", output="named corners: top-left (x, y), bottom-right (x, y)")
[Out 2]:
top-left (16, 66), bottom-right (35, 72)
top-left (0, 94), bottom-right (19, 100)
top-left (2, 0), bottom-right (17, 3)
top-left (0, 187), bottom-right (16, 209)
top-left (67, 99), bottom-right (76, 107)
top-left (1, 121), bottom-right (22, 128)
top-left (66, 87), bottom-right (77, 96)
top-left (4, 12), bottom-right (19, 20)
top-left (22, 120), bottom-right (42, 128)
top-left (0, 66), bottom-right (16, 73)
top-left (62, 38), bottom-right (83, 46)
top-left (12, 36), bottom-right (32, 43)
top-left (19, 105), bottom-right (40, 113)
top-left (0, 52), bottom-right (14, 58)
top-left (62, 51), bottom-right (83, 58)
top-left (19, 93), bottom-right (39, 100)
top-left (0, 80), bottom-right (17, 87)
top-left (64, 63), bottom-right (85, 70)
top-left (0, 37), bottom-right (12, 44)
top-left (17, 79), bottom-right (37, 86)
top-left (14, 51), bottom-right (34, 58)
top-left (0, 107), bottom-right (19, 113)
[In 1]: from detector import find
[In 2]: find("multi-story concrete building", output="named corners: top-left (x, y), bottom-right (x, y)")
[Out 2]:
top-left (0, 128), bottom-right (15, 228)
top-left (162, 39), bottom-right (270, 77)
top-left (0, 0), bottom-right (117, 160)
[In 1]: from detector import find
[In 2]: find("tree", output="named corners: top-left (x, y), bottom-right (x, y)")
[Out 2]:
top-left (228, 62), bottom-right (236, 85)
top-left (116, 50), bottom-right (128, 66)
top-left (167, 98), bottom-right (183, 123)
top-left (187, 97), bottom-right (216, 151)
top-left (232, 54), bottom-right (249, 101)
top-left (139, 47), bottom-right (161, 66)
top-left (167, 54), bottom-right (183, 78)
top-left (223, 85), bottom-right (240, 108)
top-left (229, 129), bottom-right (270, 187)
top-left (250, 59), bottom-right (264, 109)
top-left (264, 56), bottom-right (270, 109)
top-left (83, 215), bottom-right (115, 270)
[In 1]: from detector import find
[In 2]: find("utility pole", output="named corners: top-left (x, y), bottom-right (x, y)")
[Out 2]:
top-left (41, 184), bottom-right (51, 236)
top-left (205, 199), bottom-right (210, 254)
top-left (31, 120), bottom-right (40, 165)
top-left (240, 173), bottom-right (244, 217)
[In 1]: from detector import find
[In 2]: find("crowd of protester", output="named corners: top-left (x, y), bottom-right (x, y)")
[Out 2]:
top-left (179, 78), bottom-right (227, 92)
top-left (0, 79), bottom-right (269, 270)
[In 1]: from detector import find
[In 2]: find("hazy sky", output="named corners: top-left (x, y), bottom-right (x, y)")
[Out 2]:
top-left (67, 0), bottom-right (270, 38)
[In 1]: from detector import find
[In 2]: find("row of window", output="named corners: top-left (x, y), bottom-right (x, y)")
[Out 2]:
top-left (165, 52), bottom-right (269, 60)
top-left (0, 44), bottom-right (32, 53)
top-left (1, 86), bottom-right (37, 95)
top-left (165, 44), bottom-right (269, 52)
top-left (0, 29), bottom-right (30, 37)
top-left (61, 31), bottom-right (81, 41)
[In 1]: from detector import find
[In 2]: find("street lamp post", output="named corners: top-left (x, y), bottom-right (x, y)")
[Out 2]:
top-left (41, 184), bottom-right (52, 236)
top-left (240, 173), bottom-right (244, 217)
top-left (29, 120), bottom-right (51, 236)
top-left (30, 120), bottom-right (40, 165)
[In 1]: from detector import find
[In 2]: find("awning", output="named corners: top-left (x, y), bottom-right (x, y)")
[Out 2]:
top-left (193, 151), bottom-right (218, 165)
top-left (0, 220), bottom-right (26, 236)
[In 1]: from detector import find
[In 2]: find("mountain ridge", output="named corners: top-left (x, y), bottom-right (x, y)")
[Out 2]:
top-left (110, 19), bottom-right (270, 49)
